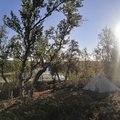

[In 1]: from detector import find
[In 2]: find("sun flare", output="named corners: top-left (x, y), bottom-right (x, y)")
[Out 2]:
top-left (115, 23), bottom-right (120, 40)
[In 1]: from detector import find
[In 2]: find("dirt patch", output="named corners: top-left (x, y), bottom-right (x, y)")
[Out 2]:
top-left (33, 89), bottom-right (53, 98)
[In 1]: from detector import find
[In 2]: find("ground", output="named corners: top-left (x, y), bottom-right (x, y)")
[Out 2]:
top-left (0, 83), bottom-right (120, 120)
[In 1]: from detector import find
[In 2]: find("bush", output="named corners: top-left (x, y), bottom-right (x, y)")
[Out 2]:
top-left (0, 91), bottom-right (96, 120)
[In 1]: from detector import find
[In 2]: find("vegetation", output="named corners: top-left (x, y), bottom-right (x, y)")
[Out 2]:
top-left (0, 0), bottom-right (120, 119)
top-left (3, 0), bottom-right (83, 99)
top-left (0, 82), bottom-right (120, 120)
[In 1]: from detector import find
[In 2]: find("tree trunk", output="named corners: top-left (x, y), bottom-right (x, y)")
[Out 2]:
top-left (29, 86), bottom-right (34, 98)
top-left (65, 66), bottom-right (70, 81)
top-left (18, 78), bottom-right (24, 100)
top-left (52, 75), bottom-right (56, 91)
top-left (29, 67), bottom-right (47, 97)
top-left (1, 60), bottom-right (8, 84)
top-left (56, 73), bottom-right (61, 83)
top-left (18, 49), bottom-right (30, 100)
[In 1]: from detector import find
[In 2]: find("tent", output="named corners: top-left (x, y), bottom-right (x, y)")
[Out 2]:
top-left (83, 74), bottom-right (120, 93)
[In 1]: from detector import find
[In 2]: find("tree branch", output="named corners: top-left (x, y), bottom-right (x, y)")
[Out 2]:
top-left (31, 1), bottom-right (64, 30)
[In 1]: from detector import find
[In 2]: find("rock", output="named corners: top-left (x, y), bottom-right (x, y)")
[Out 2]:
top-left (72, 92), bottom-right (77, 95)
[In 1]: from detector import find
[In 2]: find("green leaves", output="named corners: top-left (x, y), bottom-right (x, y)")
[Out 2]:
top-left (62, 0), bottom-right (83, 27)
top-left (0, 26), bottom-right (8, 58)
top-left (9, 35), bottom-right (23, 59)
top-left (3, 0), bottom-right (83, 98)
top-left (0, 26), bottom-right (10, 83)
top-left (4, 11), bottom-right (22, 35)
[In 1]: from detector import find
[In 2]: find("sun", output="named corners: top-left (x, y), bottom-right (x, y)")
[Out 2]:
top-left (115, 23), bottom-right (120, 40)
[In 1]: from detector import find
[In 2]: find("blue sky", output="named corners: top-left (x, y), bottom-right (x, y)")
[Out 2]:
top-left (77, 0), bottom-right (120, 52)
top-left (0, 0), bottom-right (120, 53)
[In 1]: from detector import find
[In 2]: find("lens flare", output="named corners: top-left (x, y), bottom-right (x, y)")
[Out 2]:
top-left (115, 23), bottom-right (120, 40)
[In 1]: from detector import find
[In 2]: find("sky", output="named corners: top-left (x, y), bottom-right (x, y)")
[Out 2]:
top-left (0, 0), bottom-right (120, 53)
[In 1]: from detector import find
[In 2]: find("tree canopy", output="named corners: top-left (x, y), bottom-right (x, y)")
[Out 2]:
top-left (2, 0), bottom-right (83, 99)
